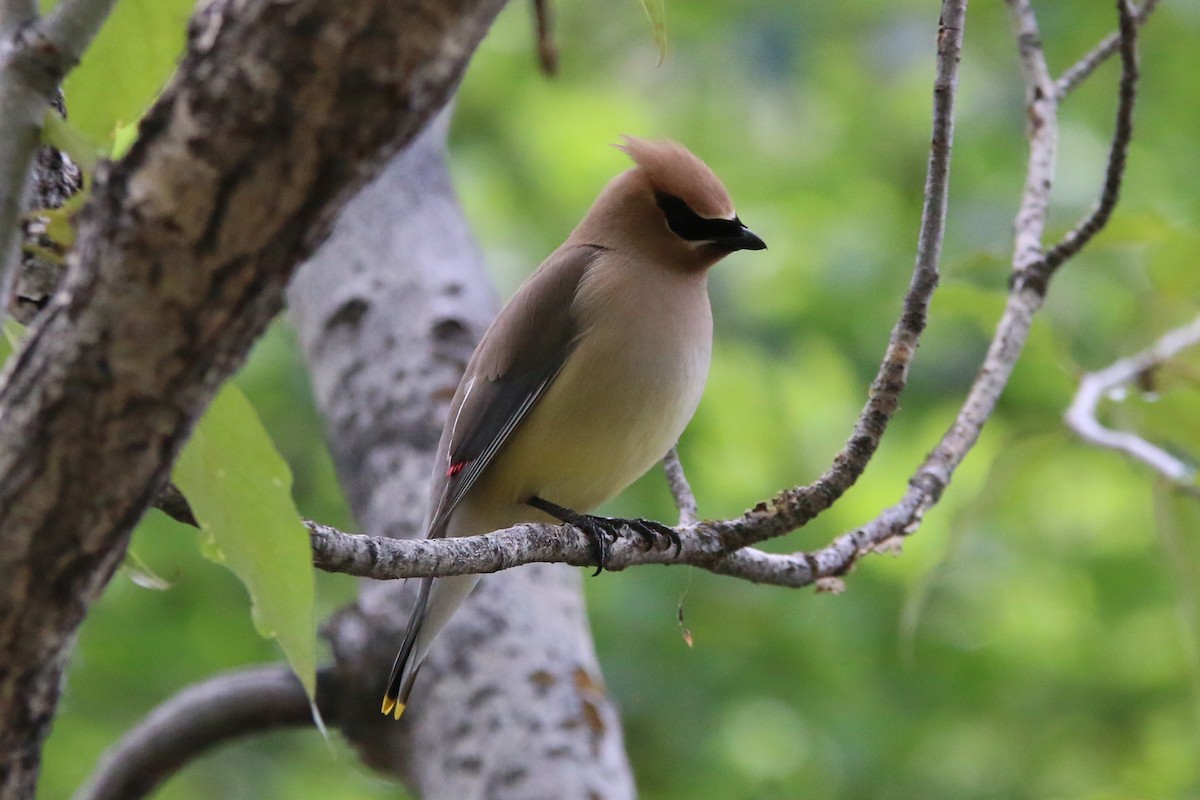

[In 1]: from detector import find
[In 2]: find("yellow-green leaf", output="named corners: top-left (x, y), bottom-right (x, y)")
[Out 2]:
top-left (56, 0), bottom-right (194, 144)
top-left (172, 384), bottom-right (319, 710)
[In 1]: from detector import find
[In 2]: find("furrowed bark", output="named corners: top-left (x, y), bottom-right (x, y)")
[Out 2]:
top-left (0, 0), bottom-right (506, 796)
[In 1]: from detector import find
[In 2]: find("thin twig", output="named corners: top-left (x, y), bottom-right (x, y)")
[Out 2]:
top-left (1034, 0), bottom-right (1138, 278)
top-left (1056, 0), bottom-right (1157, 97)
top-left (691, 0), bottom-right (968, 553)
top-left (74, 666), bottom-right (335, 800)
top-left (662, 445), bottom-right (698, 527)
top-left (1065, 315), bottom-right (1200, 487)
top-left (677, 0), bottom-right (1147, 587)
top-left (720, 0), bottom-right (1144, 587)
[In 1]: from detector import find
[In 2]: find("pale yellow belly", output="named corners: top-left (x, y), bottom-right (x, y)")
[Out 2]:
top-left (469, 271), bottom-right (711, 518)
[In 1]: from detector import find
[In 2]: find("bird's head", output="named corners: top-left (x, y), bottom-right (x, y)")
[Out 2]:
top-left (571, 136), bottom-right (765, 271)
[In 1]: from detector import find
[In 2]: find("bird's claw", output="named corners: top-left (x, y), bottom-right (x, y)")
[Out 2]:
top-left (526, 496), bottom-right (680, 576)
top-left (623, 518), bottom-right (682, 555)
top-left (576, 516), bottom-right (614, 577)
top-left (577, 516), bottom-right (680, 575)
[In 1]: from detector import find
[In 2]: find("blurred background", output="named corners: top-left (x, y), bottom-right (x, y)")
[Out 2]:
top-left (38, 0), bottom-right (1200, 797)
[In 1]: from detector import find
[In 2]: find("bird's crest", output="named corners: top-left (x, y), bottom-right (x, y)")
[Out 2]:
top-left (616, 135), bottom-right (735, 221)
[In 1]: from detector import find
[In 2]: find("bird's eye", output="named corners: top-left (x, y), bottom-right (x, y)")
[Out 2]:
top-left (655, 192), bottom-right (745, 242)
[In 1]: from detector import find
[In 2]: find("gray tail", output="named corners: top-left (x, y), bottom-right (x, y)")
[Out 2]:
top-left (381, 577), bottom-right (432, 719)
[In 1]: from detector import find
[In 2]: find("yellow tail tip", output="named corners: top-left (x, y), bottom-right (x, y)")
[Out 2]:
top-left (380, 696), bottom-right (407, 720)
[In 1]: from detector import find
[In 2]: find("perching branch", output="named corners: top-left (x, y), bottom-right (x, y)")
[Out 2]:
top-left (1065, 315), bottom-right (1200, 488)
top-left (281, 0), bottom-right (1144, 590)
top-left (75, 666), bottom-right (335, 800)
top-left (314, 0), bottom-right (962, 579)
top-left (140, 0), bottom-right (958, 591)
top-left (165, 0), bottom-right (963, 587)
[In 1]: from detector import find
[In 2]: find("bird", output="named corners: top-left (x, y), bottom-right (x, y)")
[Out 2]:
top-left (381, 135), bottom-right (765, 719)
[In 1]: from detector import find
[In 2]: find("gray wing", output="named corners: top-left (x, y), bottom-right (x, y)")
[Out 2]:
top-left (425, 244), bottom-right (605, 536)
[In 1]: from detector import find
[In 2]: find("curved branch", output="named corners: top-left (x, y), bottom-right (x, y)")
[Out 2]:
top-left (694, 0), bottom-right (967, 552)
top-left (743, 0), bottom-right (1146, 587)
top-left (1034, 0), bottom-right (1138, 278)
top-left (296, 0), bottom-right (1142, 590)
top-left (74, 665), bottom-right (335, 800)
top-left (161, 0), bottom-right (1143, 595)
top-left (755, 0), bottom-right (1145, 584)
top-left (1065, 315), bottom-right (1200, 486)
top-left (166, 0), bottom-right (967, 590)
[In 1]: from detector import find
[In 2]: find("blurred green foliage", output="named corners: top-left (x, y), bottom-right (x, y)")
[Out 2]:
top-left (34, 0), bottom-right (1200, 798)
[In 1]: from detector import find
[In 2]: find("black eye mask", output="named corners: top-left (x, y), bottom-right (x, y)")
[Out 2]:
top-left (654, 191), bottom-right (747, 242)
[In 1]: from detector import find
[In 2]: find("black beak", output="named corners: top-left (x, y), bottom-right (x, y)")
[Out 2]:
top-left (716, 223), bottom-right (766, 252)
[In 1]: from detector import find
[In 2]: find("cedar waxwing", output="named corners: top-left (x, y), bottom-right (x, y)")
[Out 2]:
top-left (381, 136), bottom-right (765, 719)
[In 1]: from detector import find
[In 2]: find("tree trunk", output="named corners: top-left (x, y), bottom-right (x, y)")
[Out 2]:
top-left (289, 109), bottom-right (637, 798)
top-left (0, 1), bottom-right (506, 796)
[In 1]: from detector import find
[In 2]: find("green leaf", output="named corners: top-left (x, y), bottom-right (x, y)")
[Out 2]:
top-left (58, 0), bottom-right (194, 144)
top-left (172, 383), bottom-right (320, 712)
top-left (637, 0), bottom-right (668, 65)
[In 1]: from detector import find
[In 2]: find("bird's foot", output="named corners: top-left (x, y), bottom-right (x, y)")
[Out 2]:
top-left (619, 517), bottom-right (682, 555)
top-left (528, 496), bottom-right (680, 576)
